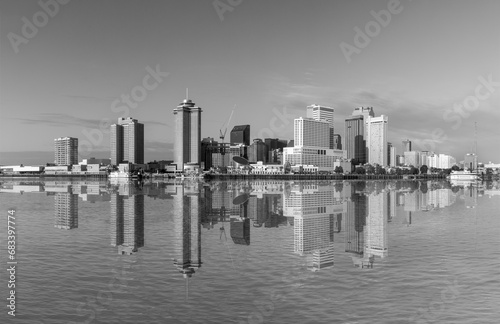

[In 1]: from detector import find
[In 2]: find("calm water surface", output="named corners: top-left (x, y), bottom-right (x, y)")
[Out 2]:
top-left (1, 179), bottom-right (499, 324)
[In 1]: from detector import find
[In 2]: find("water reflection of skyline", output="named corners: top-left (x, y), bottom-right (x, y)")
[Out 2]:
top-left (0, 179), bottom-right (497, 272)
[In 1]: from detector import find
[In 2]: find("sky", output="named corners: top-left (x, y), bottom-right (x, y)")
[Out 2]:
top-left (1, 0), bottom-right (499, 165)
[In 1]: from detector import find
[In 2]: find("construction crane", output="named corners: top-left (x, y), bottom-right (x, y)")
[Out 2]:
top-left (219, 107), bottom-right (235, 167)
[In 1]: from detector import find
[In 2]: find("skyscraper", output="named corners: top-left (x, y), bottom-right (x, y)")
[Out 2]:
top-left (344, 107), bottom-right (374, 165)
top-left (173, 97), bottom-right (202, 170)
top-left (366, 115), bottom-right (388, 166)
top-left (110, 117), bottom-right (144, 165)
top-left (402, 139), bottom-right (412, 152)
top-left (54, 137), bottom-right (78, 165)
top-left (230, 125), bottom-right (250, 146)
top-left (307, 104), bottom-right (335, 149)
top-left (293, 117), bottom-right (329, 148)
top-left (388, 142), bottom-right (396, 167)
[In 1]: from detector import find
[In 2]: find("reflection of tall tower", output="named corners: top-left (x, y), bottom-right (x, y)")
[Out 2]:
top-left (54, 192), bottom-right (78, 229)
top-left (364, 192), bottom-right (388, 258)
top-left (172, 184), bottom-right (202, 278)
top-left (110, 191), bottom-right (145, 255)
top-left (284, 182), bottom-right (337, 270)
top-left (345, 193), bottom-right (366, 254)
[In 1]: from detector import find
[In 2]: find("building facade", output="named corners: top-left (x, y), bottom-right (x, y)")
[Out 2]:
top-left (110, 117), bottom-right (144, 165)
top-left (366, 115), bottom-right (388, 166)
top-left (307, 104), bottom-right (335, 149)
top-left (54, 137), bottom-right (78, 165)
top-left (230, 125), bottom-right (250, 146)
top-left (173, 98), bottom-right (202, 170)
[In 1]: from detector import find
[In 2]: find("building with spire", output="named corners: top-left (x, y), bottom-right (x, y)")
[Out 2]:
top-left (173, 96), bottom-right (202, 171)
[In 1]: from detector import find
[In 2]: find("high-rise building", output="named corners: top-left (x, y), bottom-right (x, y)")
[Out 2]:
top-left (404, 151), bottom-right (420, 167)
top-left (388, 142), bottom-right (396, 167)
top-left (333, 134), bottom-right (342, 150)
top-left (173, 97), bottom-right (202, 170)
top-left (366, 115), bottom-right (388, 166)
top-left (307, 104), bottom-right (335, 149)
top-left (54, 137), bottom-right (78, 165)
top-left (110, 117), bottom-right (144, 165)
top-left (402, 139), bottom-right (412, 152)
top-left (345, 107), bottom-right (374, 165)
top-left (230, 125), bottom-right (250, 146)
top-left (293, 117), bottom-right (329, 148)
top-left (247, 138), bottom-right (268, 163)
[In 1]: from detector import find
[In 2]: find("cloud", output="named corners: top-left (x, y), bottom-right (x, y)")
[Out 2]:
top-left (13, 113), bottom-right (104, 129)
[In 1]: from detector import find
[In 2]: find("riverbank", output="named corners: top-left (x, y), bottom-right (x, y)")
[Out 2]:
top-left (204, 173), bottom-right (447, 181)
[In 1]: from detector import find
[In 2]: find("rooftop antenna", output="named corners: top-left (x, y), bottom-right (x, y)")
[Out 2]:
top-left (186, 88), bottom-right (189, 100)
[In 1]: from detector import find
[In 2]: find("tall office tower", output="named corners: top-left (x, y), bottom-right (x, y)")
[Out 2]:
top-left (54, 192), bottom-right (78, 229)
top-left (364, 191), bottom-right (388, 258)
top-left (402, 139), bottom-right (412, 152)
top-left (172, 183), bottom-right (202, 278)
top-left (333, 134), bottom-right (342, 150)
top-left (230, 125), bottom-right (250, 146)
top-left (173, 97), bottom-right (202, 170)
top-left (110, 117), bottom-right (144, 165)
top-left (345, 107), bottom-right (374, 165)
top-left (388, 142), bottom-right (396, 167)
top-left (110, 124), bottom-right (124, 165)
top-left (110, 188), bottom-right (145, 255)
top-left (247, 138), bottom-right (268, 163)
top-left (307, 104), bottom-right (335, 149)
top-left (54, 137), bottom-right (78, 165)
top-left (366, 115), bottom-right (388, 166)
top-left (294, 117), bottom-right (329, 148)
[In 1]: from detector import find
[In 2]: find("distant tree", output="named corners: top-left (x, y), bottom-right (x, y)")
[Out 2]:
top-left (443, 168), bottom-right (452, 175)
top-left (365, 164), bottom-right (375, 174)
top-left (420, 165), bottom-right (428, 174)
top-left (451, 165), bottom-right (460, 171)
top-left (334, 166), bottom-right (343, 174)
top-left (410, 166), bottom-right (419, 175)
top-left (354, 166), bottom-right (366, 175)
top-left (284, 161), bottom-right (291, 174)
top-left (374, 164), bottom-right (385, 175)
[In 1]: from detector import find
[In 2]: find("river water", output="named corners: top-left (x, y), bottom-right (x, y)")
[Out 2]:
top-left (0, 179), bottom-right (499, 324)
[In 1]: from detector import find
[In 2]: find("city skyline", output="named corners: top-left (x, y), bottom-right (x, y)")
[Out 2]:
top-left (1, 0), bottom-right (499, 165)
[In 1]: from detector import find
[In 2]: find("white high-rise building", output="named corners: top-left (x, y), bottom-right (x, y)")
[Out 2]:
top-left (54, 137), bottom-right (78, 165)
top-left (293, 117), bottom-right (330, 148)
top-left (365, 115), bottom-right (388, 166)
top-left (307, 104), bottom-right (334, 149)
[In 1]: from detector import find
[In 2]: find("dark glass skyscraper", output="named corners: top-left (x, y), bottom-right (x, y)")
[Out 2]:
top-left (230, 125), bottom-right (250, 146)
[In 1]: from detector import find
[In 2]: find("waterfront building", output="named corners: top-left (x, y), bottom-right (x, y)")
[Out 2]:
top-left (365, 115), bottom-right (388, 166)
top-left (247, 138), bottom-right (268, 163)
top-left (110, 117), bottom-right (144, 165)
top-left (464, 153), bottom-right (478, 171)
top-left (388, 142), bottom-right (396, 167)
top-left (173, 97), bottom-right (202, 171)
top-left (345, 107), bottom-right (374, 165)
top-left (230, 125), bottom-right (250, 146)
top-left (404, 151), bottom-right (420, 167)
top-left (54, 137), bottom-right (78, 165)
top-left (307, 104), bottom-right (335, 149)
top-left (294, 117), bottom-right (329, 148)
